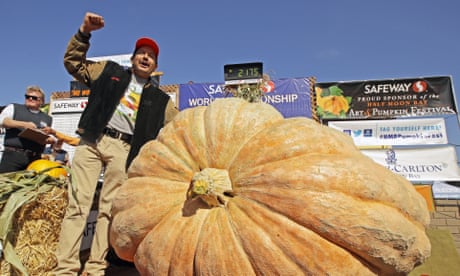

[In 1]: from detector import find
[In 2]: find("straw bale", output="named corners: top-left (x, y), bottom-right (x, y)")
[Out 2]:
top-left (0, 185), bottom-right (68, 275)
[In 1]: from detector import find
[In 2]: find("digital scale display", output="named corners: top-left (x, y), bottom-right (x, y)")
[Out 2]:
top-left (224, 62), bottom-right (263, 84)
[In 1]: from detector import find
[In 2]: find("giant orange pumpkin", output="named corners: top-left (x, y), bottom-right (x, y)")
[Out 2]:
top-left (110, 98), bottom-right (430, 275)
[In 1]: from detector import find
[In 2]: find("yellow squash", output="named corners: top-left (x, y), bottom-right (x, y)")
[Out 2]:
top-left (27, 159), bottom-right (67, 178)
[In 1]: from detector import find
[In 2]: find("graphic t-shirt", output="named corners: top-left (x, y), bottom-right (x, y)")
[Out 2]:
top-left (108, 75), bottom-right (147, 134)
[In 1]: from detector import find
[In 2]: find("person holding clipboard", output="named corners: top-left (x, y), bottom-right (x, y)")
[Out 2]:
top-left (0, 85), bottom-right (55, 173)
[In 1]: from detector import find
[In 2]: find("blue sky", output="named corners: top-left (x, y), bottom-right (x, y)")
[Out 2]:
top-left (0, 1), bottom-right (459, 144)
top-left (0, 0), bottom-right (458, 105)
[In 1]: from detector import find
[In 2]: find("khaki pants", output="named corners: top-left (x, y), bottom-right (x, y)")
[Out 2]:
top-left (54, 135), bottom-right (130, 275)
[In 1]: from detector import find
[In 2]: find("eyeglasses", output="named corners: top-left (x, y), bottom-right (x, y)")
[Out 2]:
top-left (25, 94), bottom-right (41, 101)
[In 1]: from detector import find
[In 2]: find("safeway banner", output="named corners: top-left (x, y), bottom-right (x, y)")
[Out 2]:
top-left (49, 98), bottom-right (88, 162)
top-left (328, 118), bottom-right (448, 146)
top-left (314, 76), bottom-right (456, 120)
top-left (361, 146), bottom-right (460, 181)
top-left (179, 78), bottom-right (313, 118)
top-left (50, 98), bottom-right (88, 113)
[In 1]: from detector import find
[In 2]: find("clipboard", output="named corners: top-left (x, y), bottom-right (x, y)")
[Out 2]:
top-left (18, 128), bottom-right (50, 145)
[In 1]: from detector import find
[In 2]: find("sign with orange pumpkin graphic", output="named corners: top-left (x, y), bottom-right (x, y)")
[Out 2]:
top-left (314, 76), bottom-right (456, 120)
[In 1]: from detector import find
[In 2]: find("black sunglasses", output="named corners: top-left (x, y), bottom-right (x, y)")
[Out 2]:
top-left (25, 94), bottom-right (41, 101)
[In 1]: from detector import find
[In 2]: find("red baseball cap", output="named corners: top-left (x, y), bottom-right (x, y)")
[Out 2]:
top-left (134, 37), bottom-right (159, 59)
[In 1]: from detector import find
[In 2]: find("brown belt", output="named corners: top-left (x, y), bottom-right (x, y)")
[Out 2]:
top-left (4, 146), bottom-right (40, 157)
top-left (102, 127), bottom-right (132, 144)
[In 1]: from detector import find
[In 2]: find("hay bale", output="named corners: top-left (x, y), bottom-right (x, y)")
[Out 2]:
top-left (0, 184), bottom-right (68, 275)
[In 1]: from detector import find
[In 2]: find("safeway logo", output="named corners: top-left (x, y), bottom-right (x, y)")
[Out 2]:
top-left (412, 80), bottom-right (427, 93)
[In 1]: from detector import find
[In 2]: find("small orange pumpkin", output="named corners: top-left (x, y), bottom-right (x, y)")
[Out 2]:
top-left (27, 159), bottom-right (67, 178)
top-left (110, 98), bottom-right (430, 275)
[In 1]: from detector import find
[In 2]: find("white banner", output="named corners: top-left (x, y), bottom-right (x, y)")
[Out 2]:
top-left (89, 54), bottom-right (132, 68)
top-left (361, 146), bottom-right (460, 182)
top-left (49, 98), bottom-right (88, 162)
top-left (50, 98), bottom-right (88, 113)
top-left (432, 181), bottom-right (460, 199)
top-left (328, 118), bottom-right (448, 146)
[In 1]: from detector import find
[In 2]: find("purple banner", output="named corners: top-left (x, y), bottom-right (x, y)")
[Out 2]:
top-left (179, 78), bottom-right (312, 118)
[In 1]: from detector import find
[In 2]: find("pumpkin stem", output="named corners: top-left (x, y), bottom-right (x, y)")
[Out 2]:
top-left (225, 83), bottom-right (264, 103)
top-left (189, 168), bottom-right (233, 208)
